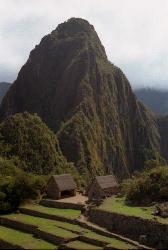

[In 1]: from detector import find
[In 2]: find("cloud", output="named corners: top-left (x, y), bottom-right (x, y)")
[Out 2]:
top-left (0, 0), bottom-right (168, 88)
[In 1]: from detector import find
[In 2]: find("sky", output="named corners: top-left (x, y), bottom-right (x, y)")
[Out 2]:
top-left (0, 0), bottom-right (168, 89)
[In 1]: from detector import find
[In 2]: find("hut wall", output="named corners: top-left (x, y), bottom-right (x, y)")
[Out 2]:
top-left (88, 182), bottom-right (105, 200)
top-left (47, 178), bottom-right (60, 199)
top-left (104, 186), bottom-right (119, 196)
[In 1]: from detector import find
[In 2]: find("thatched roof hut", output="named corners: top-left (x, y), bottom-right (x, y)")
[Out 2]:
top-left (88, 175), bottom-right (119, 200)
top-left (47, 174), bottom-right (77, 199)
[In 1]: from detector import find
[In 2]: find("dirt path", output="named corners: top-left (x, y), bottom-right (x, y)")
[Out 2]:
top-left (57, 193), bottom-right (88, 204)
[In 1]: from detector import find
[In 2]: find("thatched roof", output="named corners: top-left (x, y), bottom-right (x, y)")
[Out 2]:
top-left (50, 174), bottom-right (77, 191)
top-left (95, 175), bottom-right (118, 190)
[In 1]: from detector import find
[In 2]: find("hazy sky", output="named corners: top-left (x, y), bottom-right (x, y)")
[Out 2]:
top-left (0, 0), bottom-right (168, 89)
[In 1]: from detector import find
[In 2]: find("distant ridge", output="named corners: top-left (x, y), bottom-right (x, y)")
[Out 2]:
top-left (135, 88), bottom-right (168, 115)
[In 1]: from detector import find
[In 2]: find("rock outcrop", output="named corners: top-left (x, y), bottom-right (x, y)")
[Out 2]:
top-left (0, 18), bottom-right (161, 179)
top-left (0, 82), bottom-right (11, 104)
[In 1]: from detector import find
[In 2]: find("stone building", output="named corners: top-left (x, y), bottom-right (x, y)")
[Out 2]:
top-left (88, 175), bottom-right (119, 200)
top-left (47, 174), bottom-right (77, 199)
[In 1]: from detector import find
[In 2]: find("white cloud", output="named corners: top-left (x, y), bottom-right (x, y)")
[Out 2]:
top-left (0, 0), bottom-right (168, 88)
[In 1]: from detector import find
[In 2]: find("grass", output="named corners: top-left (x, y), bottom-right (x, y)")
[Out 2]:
top-left (2, 213), bottom-right (77, 238)
top-left (98, 196), bottom-right (168, 224)
top-left (21, 203), bottom-right (81, 219)
top-left (1, 204), bottom-right (153, 249)
top-left (2, 213), bottom-right (137, 249)
top-left (48, 218), bottom-right (88, 234)
top-left (66, 240), bottom-right (102, 249)
top-left (86, 232), bottom-right (136, 249)
top-left (0, 226), bottom-right (57, 249)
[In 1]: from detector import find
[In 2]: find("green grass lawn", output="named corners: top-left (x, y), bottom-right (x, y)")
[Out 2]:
top-left (2, 213), bottom-right (77, 238)
top-left (66, 240), bottom-right (102, 250)
top-left (98, 196), bottom-right (168, 224)
top-left (0, 226), bottom-right (57, 249)
top-left (85, 232), bottom-right (137, 249)
top-left (21, 204), bottom-right (81, 219)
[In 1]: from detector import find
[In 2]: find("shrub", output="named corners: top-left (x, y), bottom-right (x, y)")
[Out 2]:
top-left (122, 165), bottom-right (168, 205)
top-left (0, 157), bottom-right (46, 213)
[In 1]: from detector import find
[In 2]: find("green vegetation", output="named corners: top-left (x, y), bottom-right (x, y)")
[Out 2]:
top-left (0, 112), bottom-right (83, 213)
top-left (86, 232), bottom-right (136, 249)
top-left (0, 226), bottom-right (57, 249)
top-left (122, 165), bottom-right (168, 205)
top-left (2, 213), bottom-right (85, 232)
top-left (96, 164), bottom-right (168, 224)
top-left (2, 213), bottom-right (77, 238)
top-left (21, 204), bottom-right (81, 219)
top-left (0, 112), bottom-right (78, 176)
top-left (1, 211), bottom-right (138, 249)
top-left (66, 240), bottom-right (102, 250)
top-left (53, 220), bottom-right (87, 233)
top-left (58, 110), bottom-right (106, 183)
top-left (0, 159), bottom-right (46, 213)
top-left (98, 196), bottom-right (168, 224)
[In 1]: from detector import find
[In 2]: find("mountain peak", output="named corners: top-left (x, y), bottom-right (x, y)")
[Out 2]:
top-left (55, 17), bottom-right (95, 36)
top-left (0, 18), bottom-right (160, 178)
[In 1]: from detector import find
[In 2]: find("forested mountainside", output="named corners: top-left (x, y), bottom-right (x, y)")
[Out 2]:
top-left (0, 82), bottom-right (10, 104)
top-left (0, 112), bottom-right (80, 177)
top-left (135, 88), bottom-right (168, 115)
top-left (0, 18), bottom-right (161, 179)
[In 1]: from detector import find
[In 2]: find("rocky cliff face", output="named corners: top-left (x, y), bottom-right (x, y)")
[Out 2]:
top-left (0, 18), bottom-right (160, 179)
top-left (0, 82), bottom-right (11, 104)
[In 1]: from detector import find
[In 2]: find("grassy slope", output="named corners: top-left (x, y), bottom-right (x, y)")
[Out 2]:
top-left (21, 204), bottom-right (81, 219)
top-left (0, 226), bottom-right (56, 249)
top-left (2, 213), bottom-right (77, 238)
top-left (98, 196), bottom-right (168, 224)
top-left (2, 213), bottom-right (137, 249)
top-left (66, 240), bottom-right (102, 250)
top-left (86, 232), bottom-right (136, 249)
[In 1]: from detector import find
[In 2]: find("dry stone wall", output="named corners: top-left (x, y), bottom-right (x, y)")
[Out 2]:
top-left (0, 217), bottom-right (37, 234)
top-left (0, 240), bottom-right (22, 249)
top-left (89, 209), bottom-right (168, 249)
top-left (40, 199), bottom-right (84, 210)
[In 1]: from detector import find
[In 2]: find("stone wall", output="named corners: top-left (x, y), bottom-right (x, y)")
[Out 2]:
top-left (78, 235), bottom-right (107, 247)
top-left (89, 209), bottom-right (168, 249)
top-left (19, 207), bottom-right (75, 224)
top-left (40, 199), bottom-right (84, 210)
top-left (0, 217), bottom-right (71, 246)
top-left (35, 229), bottom-right (69, 245)
top-left (0, 217), bottom-right (37, 234)
top-left (0, 239), bottom-right (22, 249)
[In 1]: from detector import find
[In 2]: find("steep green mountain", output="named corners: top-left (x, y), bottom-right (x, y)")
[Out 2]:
top-left (0, 82), bottom-right (11, 104)
top-left (0, 18), bottom-right (161, 179)
top-left (135, 88), bottom-right (168, 115)
top-left (0, 112), bottom-right (78, 177)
